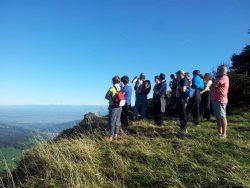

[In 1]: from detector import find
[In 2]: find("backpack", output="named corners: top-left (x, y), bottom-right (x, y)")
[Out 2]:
top-left (186, 86), bottom-right (195, 98)
top-left (113, 86), bottom-right (126, 107)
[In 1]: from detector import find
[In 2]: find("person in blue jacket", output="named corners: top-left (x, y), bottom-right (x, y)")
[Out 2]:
top-left (121, 75), bottom-right (132, 127)
top-left (187, 70), bottom-right (204, 127)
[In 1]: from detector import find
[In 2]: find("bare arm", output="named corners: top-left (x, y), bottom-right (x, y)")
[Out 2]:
top-left (200, 90), bottom-right (205, 94)
top-left (200, 85), bottom-right (209, 94)
top-left (132, 76), bottom-right (138, 84)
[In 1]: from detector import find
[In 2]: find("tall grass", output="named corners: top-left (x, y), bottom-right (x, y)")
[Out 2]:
top-left (1, 114), bottom-right (250, 187)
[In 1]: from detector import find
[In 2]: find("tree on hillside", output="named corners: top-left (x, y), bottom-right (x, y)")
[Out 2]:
top-left (229, 32), bottom-right (250, 109)
top-left (231, 45), bottom-right (250, 74)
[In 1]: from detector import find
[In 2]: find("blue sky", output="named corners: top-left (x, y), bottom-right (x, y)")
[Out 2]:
top-left (0, 0), bottom-right (249, 105)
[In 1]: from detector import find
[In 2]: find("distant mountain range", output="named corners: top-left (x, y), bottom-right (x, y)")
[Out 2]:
top-left (39, 120), bottom-right (81, 133)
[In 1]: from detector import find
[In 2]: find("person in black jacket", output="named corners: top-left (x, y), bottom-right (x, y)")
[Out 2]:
top-left (176, 70), bottom-right (189, 133)
top-left (168, 74), bottom-right (178, 118)
top-left (153, 76), bottom-right (161, 125)
top-left (153, 73), bottom-right (167, 126)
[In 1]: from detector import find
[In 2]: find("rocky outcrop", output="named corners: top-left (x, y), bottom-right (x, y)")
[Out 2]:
top-left (57, 112), bottom-right (108, 139)
top-left (82, 112), bottom-right (102, 126)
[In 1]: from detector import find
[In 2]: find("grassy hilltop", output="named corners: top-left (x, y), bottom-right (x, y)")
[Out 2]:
top-left (1, 113), bottom-right (250, 188)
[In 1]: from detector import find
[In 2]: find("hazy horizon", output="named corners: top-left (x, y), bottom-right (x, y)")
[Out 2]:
top-left (0, 105), bottom-right (108, 128)
top-left (0, 104), bottom-right (108, 106)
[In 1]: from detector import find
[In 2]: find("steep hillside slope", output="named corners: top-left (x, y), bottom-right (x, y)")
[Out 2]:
top-left (1, 113), bottom-right (250, 187)
top-left (0, 124), bottom-right (33, 148)
top-left (0, 124), bottom-right (37, 174)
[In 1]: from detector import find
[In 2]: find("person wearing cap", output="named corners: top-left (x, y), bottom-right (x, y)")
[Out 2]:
top-left (176, 70), bottom-right (189, 133)
top-left (153, 73), bottom-right (167, 126)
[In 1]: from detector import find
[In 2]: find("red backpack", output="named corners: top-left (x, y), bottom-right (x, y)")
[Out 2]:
top-left (113, 86), bottom-right (125, 107)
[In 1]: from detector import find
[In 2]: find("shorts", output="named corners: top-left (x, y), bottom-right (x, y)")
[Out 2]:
top-left (212, 100), bottom-right (227, 118)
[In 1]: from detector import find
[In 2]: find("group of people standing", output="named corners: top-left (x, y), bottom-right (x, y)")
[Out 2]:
top-left (105, 65), bottom-right (229, 141)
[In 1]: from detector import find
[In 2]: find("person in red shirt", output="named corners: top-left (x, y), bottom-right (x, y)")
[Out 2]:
top-left (210, 65), bottom-right (229, 138)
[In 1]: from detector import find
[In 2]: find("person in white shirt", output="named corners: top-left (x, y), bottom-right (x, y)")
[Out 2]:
top-left (132, 73), bottom-right (145, 96)
top-left (200, 73), bottom-right (213, 121)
